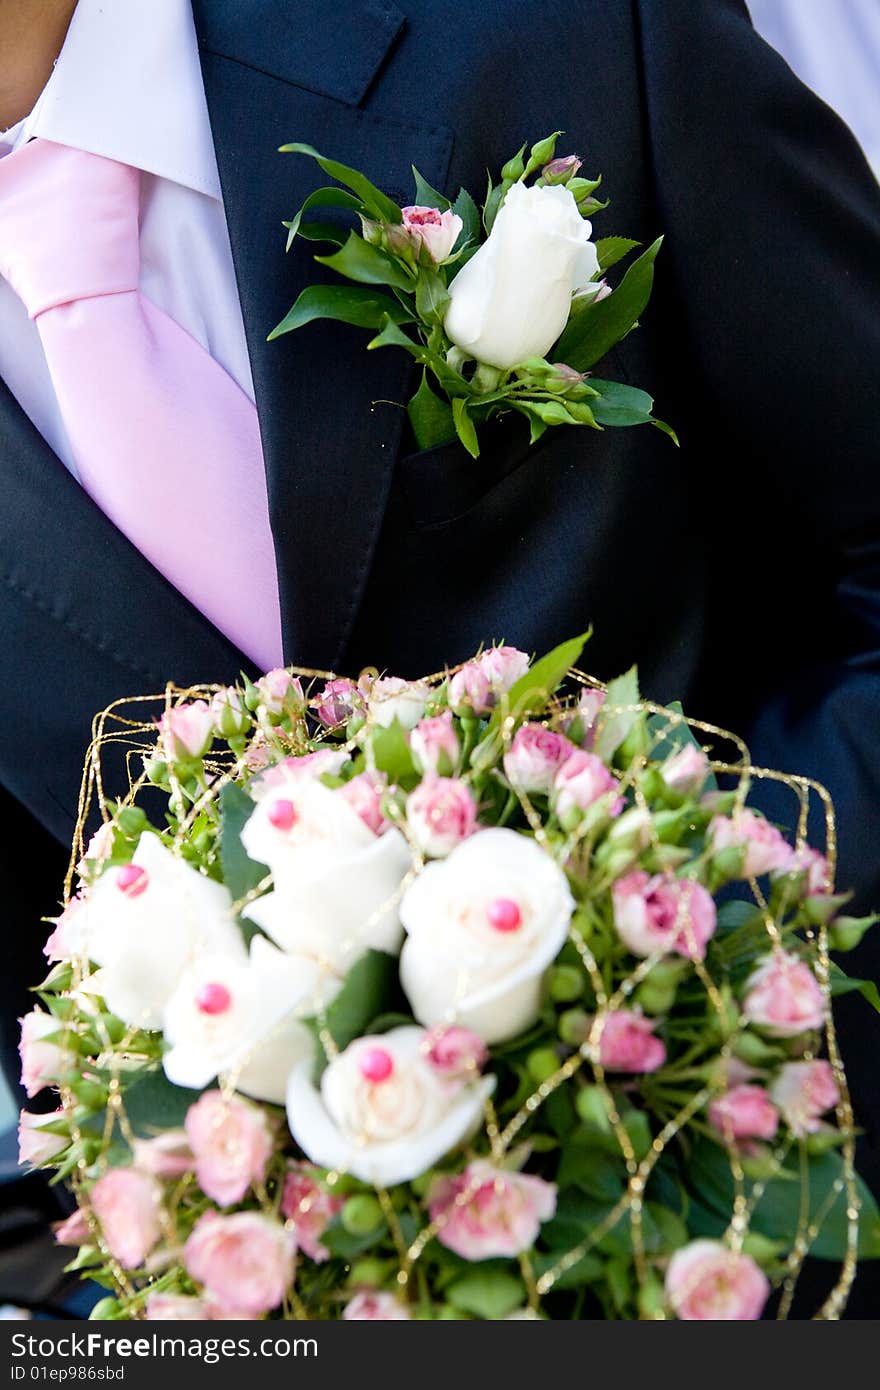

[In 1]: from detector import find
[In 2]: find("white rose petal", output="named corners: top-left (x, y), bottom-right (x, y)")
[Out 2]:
top-left (76, 833), bottom-right (245, 1030)
top-left (163, 936), bottom-right (341, 1105)
top-left (286, 1027), bottom-right (495, 1187)
top-left (369, 678), bottom-right (432, 731)
top-left (399, 828), bottom-right (574, 1044)
top-left (444, 183), bottom-right (599, 370)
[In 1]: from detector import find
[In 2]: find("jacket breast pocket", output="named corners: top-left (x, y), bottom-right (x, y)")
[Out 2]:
top-left (397, 412), bottom-right (551, 530)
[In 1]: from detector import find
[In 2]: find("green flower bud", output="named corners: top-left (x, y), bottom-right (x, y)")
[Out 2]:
top-left (576, 1085), bottom-right (612, 1131)
top-left (549, 964), bottom-right (583, 1004)
top-left (341, 1194), bottom-right (384, 1236)
top-left (636, 1271), bottom-right (667, 1319)
top-left (528, 132), bottom-right (561, 168)
top-left (635, 981), bottom-right (675, 1017)
top-left (347, 1258), bottom-right (387, 1287)
top-left (559, 1008), bottom-right (591, 1046)
top-left (500, 145), bottom-right (526, 182)
top-left (828, 914), bottom-right (878, 952)
top-left (143, 754), bottom-right (169, 788)
top-left (116, 806), bottom-right (148, 837)
top-left (527, 1047), bottom-right (560, 1084)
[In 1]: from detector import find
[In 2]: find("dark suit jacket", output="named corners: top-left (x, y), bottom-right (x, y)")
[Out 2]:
top-left (1, 0), bottom-right (879, 1312)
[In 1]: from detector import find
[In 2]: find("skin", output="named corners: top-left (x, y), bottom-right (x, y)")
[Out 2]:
top-left (0, 1), bottom-right (78, 131)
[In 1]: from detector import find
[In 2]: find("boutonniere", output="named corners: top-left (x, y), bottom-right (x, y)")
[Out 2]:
top-left (272, 132), bottom-right (675, 458)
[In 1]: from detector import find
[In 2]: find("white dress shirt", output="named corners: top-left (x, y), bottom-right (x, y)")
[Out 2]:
top-left (747, 0), bottom-right (880, 182)
top-left (0, 0), bottom-right (254, 480)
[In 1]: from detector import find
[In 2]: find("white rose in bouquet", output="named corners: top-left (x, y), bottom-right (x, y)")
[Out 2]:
top-left (399, 828), bottom-right (574, 1044)
top-left (76, 833), bottom-right (244, 1030)
top-left (163, 935), bottom-right (340, 1104)
top-left (242, 778), bottom-right (413, 970)
top-left (444, 182), bottom-right (599, 370)
top-left (286, 1026), bottom-right (495, 1187)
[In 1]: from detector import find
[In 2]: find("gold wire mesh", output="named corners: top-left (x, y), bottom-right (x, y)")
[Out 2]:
top-left (53, 666), bottom-right (859, 1320)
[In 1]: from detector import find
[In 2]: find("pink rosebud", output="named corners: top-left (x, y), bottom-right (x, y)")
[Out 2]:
top-left (400, 205), bottom-right (463, 263)
top-left (563, 688), bottom-right (606, 749)
top-left (18, 1109), bottom-right (67, 1167)
top-left (550, 362), bottom-right (586, 387)
top-left (503, 724), bottom-right (574, 795)
top-left (598, 1009), bottom-right (666, 1073)
top-left (53, 1208), bottom-right (90, 1246)
top-left (784, 846), bottom-right (832, 896)
top-left (184, 1091), bottom-right (273, 1208)
top-left (666, 1240), bottom-right (770, 1320)
top-left (661, 744), bottom-right (710, 796)
top-left (448, 661), bottom-right (493, 717)
top-left (90, 1169), bottom-right (162, 1269)
top-left (742, 951), bottom-right (826, 1037)
top-left (159, 700), bottom-right (215, 761)
top-left (131, 1130), bottom-right (194, 1180)
top-left (710, 810), bottom-right (795, 878)
top-left (423, 1025), bottom-right (488, 1080)
top-left (257, 669), bottom-right (305, 718)
top-left (429, 1161), bottom-right (557, 1260)
top-left (343, 1290), bottom-right (411, 1320)
top-left (18, 1009), bottom-right (73, 1099)
top-left (406, 775), bottom-right (477, 857)
top-left (542, 154), bottom-right (583, 184)
top-left (313, 678), bottom-right (362, 728)
top-left (476, 645), bottom-right (531, 694)
top-left (553, 750), bottom-right (623, 823)
top-left (184, 1211), bottom-right (295, 1318)
top-left (281, 1163), bottom-right (344, 1262)
top-left (339, 772), bottom-right (389, 835)
top-left (708, 1085), bottom-right (779, 1142)
top-left (411, 711), bottom-right (460, 776)
top-left (146, 1294), bottom-right (210, 1320)
top-left (770, 1060), bottom-right (840, 1137)
top-left (210, 686), bottom-right (250, 739)
top-left (44, 895), bottom-right (85, 964)
top-left (612, 871), bottom-right (717, 961)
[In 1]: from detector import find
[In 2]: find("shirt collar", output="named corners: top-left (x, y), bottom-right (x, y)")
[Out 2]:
top-left (20, 0), bottom-right (222, 200)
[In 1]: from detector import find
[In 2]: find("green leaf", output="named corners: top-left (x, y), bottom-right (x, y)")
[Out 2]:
top-left (452, 397), bottom-right (480, 459)
top-left (687, 1139), bottom-right (880, 1259)
top-left (446, 1270), bottom-right (525, 1320)
top-left (407, 371), bottom-right (456, 449)
top-left (319, 950), bottom-right (399, 1054)
top-left (280, 143), bottom-right (401, 223)
top-left (554, 236), bottom-right (663, 371)
top-left (595, 666), bottom-right (640, 763)
top-left (451, 186), bottom-right (481, 249)
top-left (284, 186), bottom-right (363, 250)
top-left (588, 379), bottom-right (655, 427)
top-left (828, 962), bottom-right (880, 1014)
top-left (415, 268), bottom-right (451, 325)
top-left (594, 236), bottom-right (641, 272)
top-left (411, 165), bottom-right (451, 211)
top-left (316, 232), bottom-right (414, 291)
top-left (368, 316), bottom-right (426, 357)
top-left (121, 1068), bottom-right (202, 1139)
top-left (269, 284), bottom-right (414, 340)
top-left (219, 783), bottom-right (267, 907)
top-left (368, 717), bottom-right (418, 784)
top-left (533, 1249), bottom-right (603, 1290)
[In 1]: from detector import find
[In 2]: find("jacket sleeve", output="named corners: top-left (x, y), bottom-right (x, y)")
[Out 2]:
top-left (635, 0), bottom-right (880, 1146)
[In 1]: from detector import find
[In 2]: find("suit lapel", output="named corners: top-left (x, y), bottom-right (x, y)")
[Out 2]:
top-left (192, 0), bottom-right (453, 670)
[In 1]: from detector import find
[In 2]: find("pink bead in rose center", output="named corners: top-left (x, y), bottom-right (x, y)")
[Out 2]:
top-left (487, 897), bottom-right (522, 932)
top-left (268, 798), bottom-right (298, 832)
top-left (359, 1047), bottom-right (394, 1082)
top-left (195, 982), bottom-right (232, 1015)
top-left (116, 864), bottom-right (149, 898)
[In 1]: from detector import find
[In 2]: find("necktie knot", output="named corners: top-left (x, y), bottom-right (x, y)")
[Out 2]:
top-left (0, 139), bottom-right (140, 318)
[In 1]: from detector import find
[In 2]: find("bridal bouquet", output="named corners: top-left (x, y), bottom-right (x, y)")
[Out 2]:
top-left (19, 636), bottom-right (880, 1320)
top-left (271, 133), bottom-right (675, 456)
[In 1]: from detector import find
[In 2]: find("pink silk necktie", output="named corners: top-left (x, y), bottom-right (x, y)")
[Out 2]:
top-left (0, 138), bottom-right (283, 670)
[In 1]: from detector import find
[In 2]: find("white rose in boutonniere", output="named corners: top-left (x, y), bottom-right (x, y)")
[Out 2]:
top-left (242, 778), bottom-right (413, 969)
top-left (77, 833), bottom-right (244, 1030)
top-left (444, 182), bottom-right (600, 370)
top-left (286, 1026), bottom-right (495, 1187)
top-left (163, 935), bottom-right (340, 1105)
top-left (399, 828), bottom-right (574, 1044)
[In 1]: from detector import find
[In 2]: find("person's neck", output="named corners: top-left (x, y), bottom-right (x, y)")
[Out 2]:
top-left (0, 1), bottom-right (78, 132)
